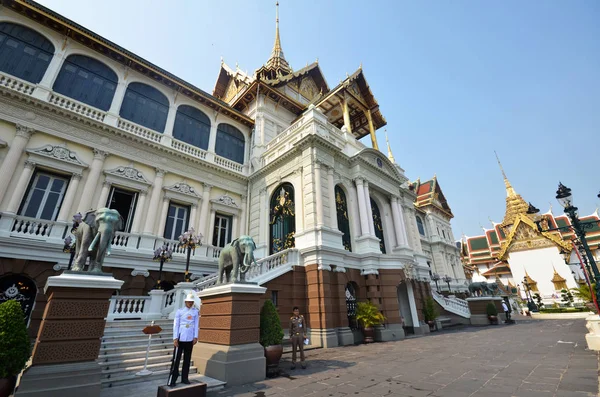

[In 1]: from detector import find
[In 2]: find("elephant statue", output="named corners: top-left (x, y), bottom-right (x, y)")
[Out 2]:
top-left (71, 208), bottom-right (123, 273)
top-left (468, 282), bottom-right (493, 296)
top-left (217, 235), bottom-right (257, 284)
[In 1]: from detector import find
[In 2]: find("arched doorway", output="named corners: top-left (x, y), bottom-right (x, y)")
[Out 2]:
top-left (270, 183), bottom-right (295, 254)
top-left (0, 274), bottom-right (37, 326)
top-left (345, 282), bottom-right (358, 330)
top-left (397, 282), bottom-right (414, 335)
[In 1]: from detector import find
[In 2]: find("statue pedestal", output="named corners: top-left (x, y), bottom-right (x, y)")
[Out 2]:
top-left (192, 283), bottom-right (266, 386)
top-left (466, 297), bottom-right (504, 325)
top-left (16, 272), bottom-right (123, 397)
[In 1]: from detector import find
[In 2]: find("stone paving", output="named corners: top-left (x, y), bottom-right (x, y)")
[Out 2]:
top-left (209, 318), bottom-right (599, 397)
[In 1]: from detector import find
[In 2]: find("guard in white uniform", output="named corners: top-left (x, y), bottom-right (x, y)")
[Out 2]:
top-left (168, 293), bottom-right (199, 386)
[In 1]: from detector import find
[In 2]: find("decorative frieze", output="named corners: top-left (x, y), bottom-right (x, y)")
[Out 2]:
top-left (211, 194), bottom-right (239, 208)
top-left (105, 166), bottom-right (148, 183)
top-left (164, 182), bottom-right (201, 198)
top-left (28, 145), bottom-right (87, 167)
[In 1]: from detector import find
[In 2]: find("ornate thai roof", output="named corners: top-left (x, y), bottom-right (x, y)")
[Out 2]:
top-left (261, 2), bottom-right (292, 79)
top-left (411, 175), bottom-right (453, 218)
top-left (495, 152), bottom-right (529, 228)
top-left (551, 268), bottom-right (566, 283)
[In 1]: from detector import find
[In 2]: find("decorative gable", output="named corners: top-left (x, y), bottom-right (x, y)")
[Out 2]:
top-left (164, 182), bottom-right (200, 198)
top-left (27, 145), bottom-right (88, 174)
top-left (104, 166), bottom-right (150, 191)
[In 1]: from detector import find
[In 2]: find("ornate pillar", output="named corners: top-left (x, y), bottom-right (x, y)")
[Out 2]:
top-left (232, 215), bottom-right (238, 239)
top-left (6, 160), bottom-right (36, 213)
top-left (207, 209), bottom-right (216, 246)
top-left (198, 184), bottom-right (212, 238)
top-left (365, 109), bottom-right (379, 151)
top-left (161, 104), bottom-right (177, 146)
top-left (239, 195), bottom-right (247, 235)
top-left (0, 125), bottom-right (35, 206)
top-left (341, 99), bottom-right (352, 134)
top-left (142, 168), bottom-right (166, 235)
top-left (314, 163), bottom-right (324, 226)
top-left (390, 196), bottom-right (402, 248)
top-left (207, 123), bottom-right (218, 154)
top-left (31, 50), bottom-right (65, 101)
top-left (189, 202), bottom-right (198, 230)
top-left (259, 187), bottom-right (268, 248)
top-left (77, 149), bottom-right (109, 213)
top-left (396, 199), bottom-right (409, 246)
top-left (105, 81), bottom-right (128, 125)
top-left (129, 190), bottom-right (148, 234)
top-left (327, 168), bottom-right (337, 229)
top-left (363, 181), bottom-right (375, 236)
top-left (354, 178), bottom-right (369, 236)
top-left (156, 196), bottom-right (170, 238)
top-left (56, 173), bottom-right (82, 222)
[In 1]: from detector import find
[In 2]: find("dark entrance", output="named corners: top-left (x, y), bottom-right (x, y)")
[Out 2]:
top-left (346, 283), bottom-right (358, 330)
top-left (0, 274), bottom-right (37, 326)
top-left (107, 187), bottom-right (138, 232)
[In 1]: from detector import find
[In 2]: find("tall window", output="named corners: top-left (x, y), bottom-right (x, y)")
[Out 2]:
top-left (52, 54), bottom-right (117, 111)
top-left (270, 183), bottom-right (295, 254)
top-left (173, 105), bottom-right (210, 150)
top-left (335, 185), bottom-right (352, 252)
top-left (0, 23), bottom-right (54, 83)
top-left (371, 198), bottom-right (386, 254)
top-left (19, 171), bottom-right (68, 220)
top-left (164, 202), bottom-right (189, 240)
top-left (119, 82), bottom-right (169, 132)
top-left (215, 123), bottom-right (245, 164)
top-left (212, 213), bottom-right (232, 247)
top-left (107, 187), bottom-right (138, 232)
top-left (416, 216), bottom-right (426, 236)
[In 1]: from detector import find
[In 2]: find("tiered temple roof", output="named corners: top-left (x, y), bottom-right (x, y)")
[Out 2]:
top-left (410, 175), bottom-right (453, 218)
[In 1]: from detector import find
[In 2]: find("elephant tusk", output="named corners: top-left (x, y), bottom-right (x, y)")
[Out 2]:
top-left (88, 232), bottom-right (101, 252)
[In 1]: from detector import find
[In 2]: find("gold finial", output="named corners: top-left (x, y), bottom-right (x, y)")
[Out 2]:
top-left (384, 129), bottom-right (396, 163)
top-left (220, 56), bottom-right (224, 65)
top-left (264, 0), bottom-right (291, 76)
top-left (316, 57), bottom-right (319, 63)
top-left (346, 72), bottom-right (349, 78)
top-left (359, 62), bottom-right (363, 69)
top-left (488, 216), bottom-right (494, 225)
top-left (494, 151), bottom-right (516, 197)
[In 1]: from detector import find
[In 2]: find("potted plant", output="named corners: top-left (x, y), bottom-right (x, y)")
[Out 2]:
top-left (355, 301), bottom-right (385, 343)
top-left (259, 300), bottom-right (284, 367)
top-left (486, 302), bottom-right (499, 325)
top-left (0, 300), bottom-right (30, 397)
top-left (422, 297), bottom-right (438, 331)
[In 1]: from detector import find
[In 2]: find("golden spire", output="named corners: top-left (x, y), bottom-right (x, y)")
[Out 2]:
top-left (385, 129), bottom-right (396, 163)
top-left (495, 151), bottom-right (516, 197)
top-left (264, 1), bottom-right (292, 76)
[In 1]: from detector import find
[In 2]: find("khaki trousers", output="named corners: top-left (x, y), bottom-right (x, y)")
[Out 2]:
top-left (291, 335), bottom-right (305, 363)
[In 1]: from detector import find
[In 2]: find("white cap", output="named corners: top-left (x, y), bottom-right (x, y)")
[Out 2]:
top-left (184, 293), bottom-right (195, 302)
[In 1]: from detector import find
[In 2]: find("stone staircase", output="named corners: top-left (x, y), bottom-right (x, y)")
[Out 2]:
top-left (99, 319), bottom-right (200, 389)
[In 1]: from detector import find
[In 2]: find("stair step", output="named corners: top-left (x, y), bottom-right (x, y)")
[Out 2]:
top-left (101, 367), bottom-right (198, 388)
top-left (100, 354), bottom-right (176, 369)
top-left (105, 319), bottom-right (172, 326)
top-left (102, 361), bottom-right (196, 376)
top-left (101, 335), bottom-right (173, 346)
top-left (100, 373), bottom-right (225, 392)
top-left (99, 348), bottom-right (173, 361)
top-left (102, 332), bottom-right (173, 341)
top-left (100, 341), bottom-right (173, 354)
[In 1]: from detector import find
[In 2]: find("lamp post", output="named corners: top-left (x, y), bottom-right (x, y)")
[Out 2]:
top-left (178, 227), bottom-right (202, 282)
top-left (62, 213), bottom-right (82, 270)
top-left (431, 273), bottom-right (440, 292)
top-left (442, 275), bottom-right (452, 293)
top-left (522, 276), bottom-right (538, 312)
top-left (528, 183), bottom-right (600, 313)
top-left (152, 245), bottom-right (173, 289)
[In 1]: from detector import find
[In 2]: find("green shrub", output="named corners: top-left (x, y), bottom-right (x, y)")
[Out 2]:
top-left (0, 300), bottom-right (30, 378)
top-left (356, 301), bottom-right (386, 328)
top-left (539, 307), bottom-right (590, 313)
top-left (422, 297), bottom-right (438, 322)
top-left (259, 300), bottom-right (284, 347)
top-left (486, 302), bottom-right (498, 316)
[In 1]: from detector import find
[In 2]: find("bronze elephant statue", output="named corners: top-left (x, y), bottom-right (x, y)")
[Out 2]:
top-left (468, 282), bottom-right (493, 296)
top-left (217, 235), bottom-right (257, 284)
top-left (71, 208), bottom-right (123, 273)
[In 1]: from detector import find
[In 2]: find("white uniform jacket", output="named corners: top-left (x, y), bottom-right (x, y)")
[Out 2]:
top-left (173, 307), bottom-right (199, 342)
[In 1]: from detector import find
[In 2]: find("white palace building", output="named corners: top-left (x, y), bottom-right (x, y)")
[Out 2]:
top-left (0, 0), bottom-right (468, 359)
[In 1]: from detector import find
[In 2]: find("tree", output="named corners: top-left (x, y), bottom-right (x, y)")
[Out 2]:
top-left (560, 289), bottom-right (574, 307)
top-left (571, 284), bottom-right (595, 303)
top-left (0, 300), bottom-right (31, 379)
top-left (259, 300), bottom-right (284, 347)
top-left (533, 293), bottom-right (544, 309)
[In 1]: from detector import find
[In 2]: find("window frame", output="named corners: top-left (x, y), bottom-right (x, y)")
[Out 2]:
top-left (19, 169), bottom-right (69, 221)
top-left (163, 201), bottom-right (190, 241)
top-left (106, 185), bottom-right (138, 233)
top-left (172, 105), bottom-right (211, 150)
top-left (416, 216), bottom-right (426, 236)
top-left (215, 123), bottom-right (245, 164)
top-left (212, 212), bottom-right (233, 248)
top-left (119, 82), bottom-right (169, 133)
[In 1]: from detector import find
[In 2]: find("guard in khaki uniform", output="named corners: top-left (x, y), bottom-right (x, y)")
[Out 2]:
top-left (289, 306), bottom-right (307, 369)
top-left (168, 294), bottom-right (199, 386)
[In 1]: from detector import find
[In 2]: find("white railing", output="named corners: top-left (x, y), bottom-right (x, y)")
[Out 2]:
top-left (195, 273), bottom-right (218, 291)
top-left (207, 246), bottom-right (222, 259)
top-left (11, 216), bottom-right (55, 239)
top-left (48, 93), bottom-right (106, 122)
top-left (214, 155), bottom-right (243, 172)
top-left (161, 289), bottom-right (177, 315)
top-left (155, 238), bottom-right (188, 255)
top-left (247, 248), bottom-right (300, 284)
top-left (108, 296), bottom-right (151, 320)
top-left (171, 139), bottom-right (207, 160)
top-left (432, 290), bottom-right (471, 318)
top-left (0, 72), bottom-right (35, 95)
top-left (117, 118), bottom-right (163, 143)
top-left (111, 231), bottom-right (135, 248)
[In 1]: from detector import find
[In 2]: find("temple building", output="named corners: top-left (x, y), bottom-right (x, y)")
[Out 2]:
top-left (460, 155), bottom-right (600, 305)
top-left (0, 0), bottom-right (468, 359)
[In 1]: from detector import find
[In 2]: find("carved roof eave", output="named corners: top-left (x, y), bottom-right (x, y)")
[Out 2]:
top-left (496, 214), bottom-right (571, 261)
top-left (5, 0), bottom-right (253, 128)
top-left (212, 63), bottom-right (254, 101)
top-left (260, 62), bottom-right (329, 92)
top-left (231, 80), bottom-right (305, 115)
top-left (0, 88), bottom-right (249, 183)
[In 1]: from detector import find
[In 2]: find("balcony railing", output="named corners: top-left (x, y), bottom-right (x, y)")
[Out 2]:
top-left (0, 72), bottom-right (35, 95)
top-left (117, 118), bottom-right (163, 143)
top-left (10, 215), bottom-right (56, 239)
top-left (108, 295), bottom-right (150, 320)
top-left (49, 93), bottom-right (106, 122)
top-left (170, 138), bottom-right (207, 160)
top-left (214, 155), bottom-right (243, 173)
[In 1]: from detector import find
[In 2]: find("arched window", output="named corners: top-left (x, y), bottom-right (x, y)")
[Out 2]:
top-left (371, 198), bottom-right (386, 254)
top-left (270, 183), bottom-right (295, 254)
top-left (52, 55), bottom-right (117, 111)
top-left (335, 185), bottom-right (352, 252)
top-left (215, 123), bottom-right (245, 164)
top-left (119, 82), bottom-right (169, 132)
top-left (346, 282), bottom-right (358, 329)
top-left (416, 216), bottom-right (426, 236)
top-left (172, 105), bottom-right (210, 150)
top-left (0, 23), bottom-right (54, 83)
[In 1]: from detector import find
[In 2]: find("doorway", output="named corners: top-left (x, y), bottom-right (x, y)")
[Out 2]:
top-left (397, 283), bottom-right (414, 335)
top-left (107, 187), bottom-right (138, 232)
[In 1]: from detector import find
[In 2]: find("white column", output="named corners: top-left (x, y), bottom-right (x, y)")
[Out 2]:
top-left (314, 163), bottom-right (324, 227)
top-left (406, 281), bottom-right (422, 328)
top-left (77, 149), bottom-right (108, 213)
top-left (143, 168), bottom-right (166, 234)
top-left (129, 190), bottom-right (148, 234)
top-left (259, 188), bottom-right (268, 246)
top-left (96, 181), bottom-right (111, 209)
top-left (232, 215), bottom-right (238, 239)
top-left (396, 200), bottom-right (409, 246)
top-left (363, 181), bottom-right (375, 236)
top-left (198, 184), bottom-right (212, 238)
top-left (162, 105), bottom-right (177, 146)
top-left (0, 125), bottom-right (35, 206)
top-left (56, 173), bottom-right (82, 222)
top-left (207, 123), bottom-right (218, 154)
top-left (188, 202), bottom-right (198, 230)
top-left (31, 51), bottom-right (65, 101)
top-left (327, 168), bottom-right (337, 230)
top-left (354, 178), bottom-right (369, 236)
top-left (6, 160), bottom-right (36, 213)
top-left (390, 196), bottom-right (402, 248)
top-left (239, 195), bottom-right (247, 235)
top-left (156, 196), bottom-right (170, 238)
top-left (107, 81), bottom-right (128, 116)
top-left (207, 209), bottom-right (216, 245)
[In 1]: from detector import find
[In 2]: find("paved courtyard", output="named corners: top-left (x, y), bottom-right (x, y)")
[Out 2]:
top-left (210, 318), bottom-right (599, 397)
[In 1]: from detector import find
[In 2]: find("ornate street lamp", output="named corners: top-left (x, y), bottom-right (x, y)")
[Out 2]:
top-left (178, 227), bottom-right (202, 282)
top-left (529, 183), bottom-right (600, 313)
top-left (431, 273), bottom-right (440, 292)
top-left (153, 245), bottom-right (173, 289)
top-left (62, 213), bottom-right (82, 270)
top-left (442, 275), bottom-right (452, 293)
top-left (522, 276), bottom-right (538, 312)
